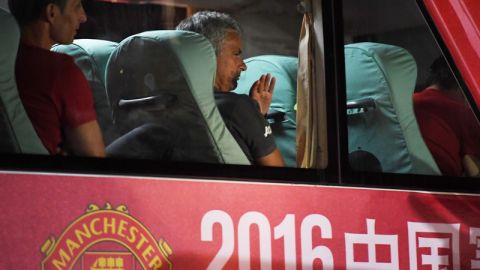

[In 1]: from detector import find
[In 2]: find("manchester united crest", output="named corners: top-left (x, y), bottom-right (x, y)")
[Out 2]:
top-left (40, 203), bottom-right (172, 270)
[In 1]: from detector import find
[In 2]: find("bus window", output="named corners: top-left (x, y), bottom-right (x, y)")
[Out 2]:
top-left (0, 0), bottom-right (322, 179)
top-left (343, 0), bottom-right (480, 177)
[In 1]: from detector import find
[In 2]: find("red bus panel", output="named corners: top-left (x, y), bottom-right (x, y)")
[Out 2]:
top-left (423, 0), bottom-right (480, 107)
top-left (1, 172), bottom-right (479, 269)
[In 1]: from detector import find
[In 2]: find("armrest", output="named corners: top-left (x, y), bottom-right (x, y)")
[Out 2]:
top-left (346, 98), bottom-right (376, 115)
top-left (266, 110), bottom-right (286, 123)
top-left (118, 94), bottom-right (176, 110)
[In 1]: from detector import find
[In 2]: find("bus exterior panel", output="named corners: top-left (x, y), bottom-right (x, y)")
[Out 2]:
top-left (1, 171), bottom-right (480, 269)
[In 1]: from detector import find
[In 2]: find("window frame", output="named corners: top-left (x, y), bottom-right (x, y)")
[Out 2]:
top-left (0, 0), bottom-right (334, 186)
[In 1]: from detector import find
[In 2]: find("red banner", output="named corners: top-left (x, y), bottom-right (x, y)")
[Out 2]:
top-left (0, 172), bottom-right (479, 269)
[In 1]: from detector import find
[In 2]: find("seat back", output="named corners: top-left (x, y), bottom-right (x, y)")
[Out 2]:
top-left (345, 42), bottom-right (440, 174)
top-left (0, 8), bottom-right (47, 154)
top-left (105, 30), bottom-right (250, 164)
top-left (51, 39), bottom-right (119, 145)
top-left (234, 55), bottom-right (298, 167)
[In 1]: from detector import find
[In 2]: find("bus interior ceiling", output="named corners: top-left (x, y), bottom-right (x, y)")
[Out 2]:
top-left (343, 0), bottom-right (441, 87)
top-left (81, 0), bottom-right (302, 58)
top-left (0, 0), bottom-right (441, 84)
top-left (84, 0), bottom-right (441, 86)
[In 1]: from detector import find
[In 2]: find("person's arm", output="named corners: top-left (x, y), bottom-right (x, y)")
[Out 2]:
top-left (57, 57), bottom-right (105, 157)
top-left (65, 120), bottom-right (105, 157)
top-left (256, 148), bottom-right (284, 167)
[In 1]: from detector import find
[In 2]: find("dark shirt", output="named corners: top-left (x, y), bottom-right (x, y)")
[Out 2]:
top-left (214, 91), bottom-right (276, 163)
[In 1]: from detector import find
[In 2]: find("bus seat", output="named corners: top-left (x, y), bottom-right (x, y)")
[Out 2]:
top-left (104, 30), bottom-right (250, 165)
top-left (51, 39), bottom-right (119, 145)
top-left (345, 42), bottom-right (440, 175)
top-left (0, 8), bottom-right (48, 154)
top-left (234, 55), bottom-right (298, 167)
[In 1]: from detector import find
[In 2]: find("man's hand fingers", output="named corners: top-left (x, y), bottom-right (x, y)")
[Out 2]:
top-left (249, 80), bottom-right (259, 96)
top-left (263, 74), bottom-right (270, 91)
top-left (259, 74), bottom-right (266, 91)
top-left (268, 76), bottom-right (276, 93)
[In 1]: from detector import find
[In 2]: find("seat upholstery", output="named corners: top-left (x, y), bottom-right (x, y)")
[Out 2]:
top-left (234, 55), bottom-right (298, 167)
top-left (0, 8), bottom-right (47, 154)
top-left (105, 30), bottom-right (250, 165)
top-left (345, 42), bottom-right (440, 174)
top-left (51, 39), bottom-right (119, 145)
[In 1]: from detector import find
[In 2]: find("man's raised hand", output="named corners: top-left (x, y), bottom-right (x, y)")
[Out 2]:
top-left (249, 73), bottom-right (276, 115)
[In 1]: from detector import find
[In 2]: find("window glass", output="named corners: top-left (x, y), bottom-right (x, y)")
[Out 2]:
top-left (343, 0), bottom-right (480, 177)
top-left (1, 0), bottom-right (304, 170)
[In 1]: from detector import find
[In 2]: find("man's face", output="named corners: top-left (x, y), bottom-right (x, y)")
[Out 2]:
top-left (50, 0), bottom-right (87, 44)
top-left (215, 30), bottom-right (247, 92)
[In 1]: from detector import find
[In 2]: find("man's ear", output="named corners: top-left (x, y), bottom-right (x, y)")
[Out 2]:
top-left (44, 3), bottom-right (61, 24)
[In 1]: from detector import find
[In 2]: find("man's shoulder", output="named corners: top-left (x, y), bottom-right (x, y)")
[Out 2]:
top-left (415, 88), bottom-right (468, 111)
top-left (214, 92), bottom-right (265, 127)
top-left (19, 43), bottom-right (77, 71)
top-left (18, 44), bottom-right (90, 97)
top-left (46, 49), bottom-right (78, 71)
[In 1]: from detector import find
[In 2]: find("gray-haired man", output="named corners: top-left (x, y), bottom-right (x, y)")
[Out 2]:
top-left (177, 11), bottom-right (284, 166)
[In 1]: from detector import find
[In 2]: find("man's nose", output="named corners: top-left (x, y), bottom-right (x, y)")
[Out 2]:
top-left (240, 60), bottom-right (247, 71)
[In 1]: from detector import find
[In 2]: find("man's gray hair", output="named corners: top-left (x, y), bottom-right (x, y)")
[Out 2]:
top-left (176, 11), bottom-right (242, 55)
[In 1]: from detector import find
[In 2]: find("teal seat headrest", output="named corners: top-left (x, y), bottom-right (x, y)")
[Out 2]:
top-left (52, 39), bottom-right (118, 86)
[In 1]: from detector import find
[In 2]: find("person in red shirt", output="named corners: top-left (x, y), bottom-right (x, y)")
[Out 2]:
top-left (8, 0), bottom-right (105, 157)
top-left (414, 57), bottom-right (480, 176)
